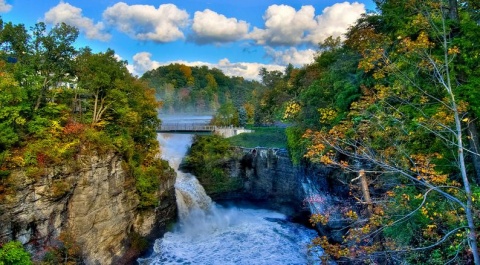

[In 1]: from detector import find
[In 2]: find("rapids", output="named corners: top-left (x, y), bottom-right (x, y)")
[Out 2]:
top-left (139, 116), bottom-right (322, 264)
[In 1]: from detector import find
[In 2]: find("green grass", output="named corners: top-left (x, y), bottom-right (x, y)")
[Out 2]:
top-left (228, 126), bottom-right (287, 148)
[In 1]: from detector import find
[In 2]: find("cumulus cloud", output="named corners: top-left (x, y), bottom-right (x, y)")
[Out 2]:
top-left (265, 47), bottom-right (316, 66)
top-left (306, 2), bottom-right (365, 45)
top-left (248, 5), bottom-right (317, 46)
top-left (190, 9), bottom-right (249, 44)
top-left (103, 2), bottom-right (189, 43)
top-left (249, 2), bottom-right (365, 47)
top-left (0, 0), bottom-right (12, 13)
top-left (44, 1), bottom-right (110, 41)
top-left (129, 52), bottom-right (283, 80)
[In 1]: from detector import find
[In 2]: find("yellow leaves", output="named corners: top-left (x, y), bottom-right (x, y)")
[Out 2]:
top-left (399, 31), bottom-right (435, 53)
top-left (419, 95), bottom-right (429, 104)
top-left (358, 47), bottom-right (385, 73)
top-left (421, 206), bottom-right (429, 216)
top-left (448, 46), bottom-right (460, 55)
top-left (15, 117), bottom-right (26, 125)
top-left (410, 153), bottom-right (450, 185)
top-left (374, 84), bottom-right (389, 99)
top-left (456, 100), bottom-right (468, 113)
top-left (320, 153), bottom-right (334, 165)
top-left (283, 101), bottom-right (301, 120)
top-left (310, 213), bottom-right (330, 226)
top-left (410, 13), bottom-right (429, 28)
top-left (431, 109), bottom-right (454, 128)
top-left (10, 156), bottom-right (25, 167)
top-left (312, 236), bottom-right (350, 259)
top-left (423, 223), bottom-right (441, 240)
top-left (49, 120), bottom-right (64, 137)
top-left (318, 107), bottom-right (337, 124)
top-left (344, 210), bottom-right (358, 220)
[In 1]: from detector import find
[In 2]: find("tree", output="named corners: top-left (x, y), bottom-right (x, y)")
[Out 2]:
top-left (0, 241), bottom-right (32, 265)
top-left (302, 0), bottom-right (480, 263)
top-left (29, 22), bottom-right (79, 111)
top-left (75, 48), bottom-right (127, 125)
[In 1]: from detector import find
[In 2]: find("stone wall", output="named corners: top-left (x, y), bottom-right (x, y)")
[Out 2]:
top-left (0, 153), bottom-right (176, 265)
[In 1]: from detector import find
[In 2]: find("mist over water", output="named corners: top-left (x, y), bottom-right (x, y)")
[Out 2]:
top-left (139, 116), bottom-right (320, 264)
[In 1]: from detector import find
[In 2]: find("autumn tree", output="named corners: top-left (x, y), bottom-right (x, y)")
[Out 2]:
top-left (300, 0), bottom-right (480, 263)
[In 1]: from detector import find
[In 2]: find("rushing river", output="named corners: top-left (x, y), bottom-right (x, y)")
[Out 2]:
top-left (138, 116), bottom-right (320, 265)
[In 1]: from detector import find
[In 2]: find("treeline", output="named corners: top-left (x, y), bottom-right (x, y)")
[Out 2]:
top-left (252, 0), bottom-right (480, 264)
top-left (141, 62), bottom-right (304, 128)
top-left (141, 64), bottom-right (261, 115)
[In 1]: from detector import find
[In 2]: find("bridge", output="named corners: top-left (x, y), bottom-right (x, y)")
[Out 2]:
top-left (157, 123), bottom-right (216, 133)
top-left (157, 123), bottom-right (253, 137)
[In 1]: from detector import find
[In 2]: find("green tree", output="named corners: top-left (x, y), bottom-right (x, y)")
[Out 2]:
top-left (0, 241), bottom-right (32, 265)
top-left (29, 22), bottom-right (79, 111)
top-left (212, 101), bottom-right (239, 126)
top-left (75, 48), bottom-right (127, 125)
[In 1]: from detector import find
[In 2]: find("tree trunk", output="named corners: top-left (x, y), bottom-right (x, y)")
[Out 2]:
top-left (34, 77), bottom-right (49, 111)
top-left (448, 0), bottom-right (459, 23)
top-left (357, 169), bottom-right (373, 216)
top-left (467, 120), bottom-right (480, 185)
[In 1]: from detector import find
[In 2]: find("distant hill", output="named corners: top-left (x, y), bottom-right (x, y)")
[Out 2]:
top-left (141, 64), bottom-right (262, 114)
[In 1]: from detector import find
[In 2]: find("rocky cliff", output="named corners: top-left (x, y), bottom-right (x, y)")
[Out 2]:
top-left (0, 153), bottom-right (176, 265)
top-left (220, 147), bottom-right (351, 241)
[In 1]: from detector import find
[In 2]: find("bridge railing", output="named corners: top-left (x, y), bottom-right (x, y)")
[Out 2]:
top-left (158, 123), bottom-right (216, 132)
top-left (157, 123), bottom-right (250, 132)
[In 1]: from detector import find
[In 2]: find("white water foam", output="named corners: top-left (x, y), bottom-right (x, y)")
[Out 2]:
top-left (141, 206), bottom-right (317, 265)
top-left (139, 130), bottom-right (321, 264)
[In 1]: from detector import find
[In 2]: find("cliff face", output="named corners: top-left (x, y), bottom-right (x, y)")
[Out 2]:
top-left (220, 147), bottom-right (351, 241)
top-left (231, 148), bottom-right (307, 215)
top-left (0, 153), bottom-right (176, 265)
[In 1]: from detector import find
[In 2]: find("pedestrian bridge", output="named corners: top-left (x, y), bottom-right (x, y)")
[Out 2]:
top-left (157, 123), bottom-right (253, 137)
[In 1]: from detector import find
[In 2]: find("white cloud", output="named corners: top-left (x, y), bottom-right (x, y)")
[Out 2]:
top-left (190, 9), bottom-right (249, 44)
top-left (217, 58), bottom-right (284, 80)
top-left (0, 0), bottom-right (12, 13)
top-left (44, 1), bottom-right (110, 41)
top-left (248, 5), bottom-right (317, 46)
top-left (129, 52), bottom-right (283, 81)
top-left (265, 47), bottom-right (316, 66)
top-left (103, 2), bottom-right (189, 42)
top-left (248, 2), bottom-right (365, 47)
top-left (306, 2), bottom-right (365, 45)
top-left (131, 52), bottom-right (162, 75)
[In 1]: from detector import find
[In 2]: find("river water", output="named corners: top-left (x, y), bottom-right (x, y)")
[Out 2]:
top-left (138, 116), bottom-right (320, 264)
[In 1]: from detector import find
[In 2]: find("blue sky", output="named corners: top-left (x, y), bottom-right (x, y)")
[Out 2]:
top-left (0, 0), bottom-right (376, 79)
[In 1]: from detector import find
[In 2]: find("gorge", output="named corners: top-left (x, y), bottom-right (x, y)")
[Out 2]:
top-left (139, 132), bottom-right (326, 264)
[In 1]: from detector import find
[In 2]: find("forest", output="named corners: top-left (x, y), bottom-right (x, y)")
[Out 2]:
top-left (1, 0), bottom-right (480, 263)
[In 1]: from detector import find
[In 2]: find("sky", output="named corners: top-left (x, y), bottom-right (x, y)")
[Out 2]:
top-left (0, 0), bottom-right (376, 80)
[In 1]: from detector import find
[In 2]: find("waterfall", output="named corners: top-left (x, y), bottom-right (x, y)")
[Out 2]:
top-left (157, 133), bottom-right (213, 219)
top-left (175, 172), bottom-right (212, 220)
top-left (139, 125), bottom-right (321, 265)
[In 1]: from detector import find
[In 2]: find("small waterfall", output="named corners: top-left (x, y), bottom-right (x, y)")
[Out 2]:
top-left (302, 177), bottom-right (328, 216)
top-left (175, 172), bottom-right (212, 220)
